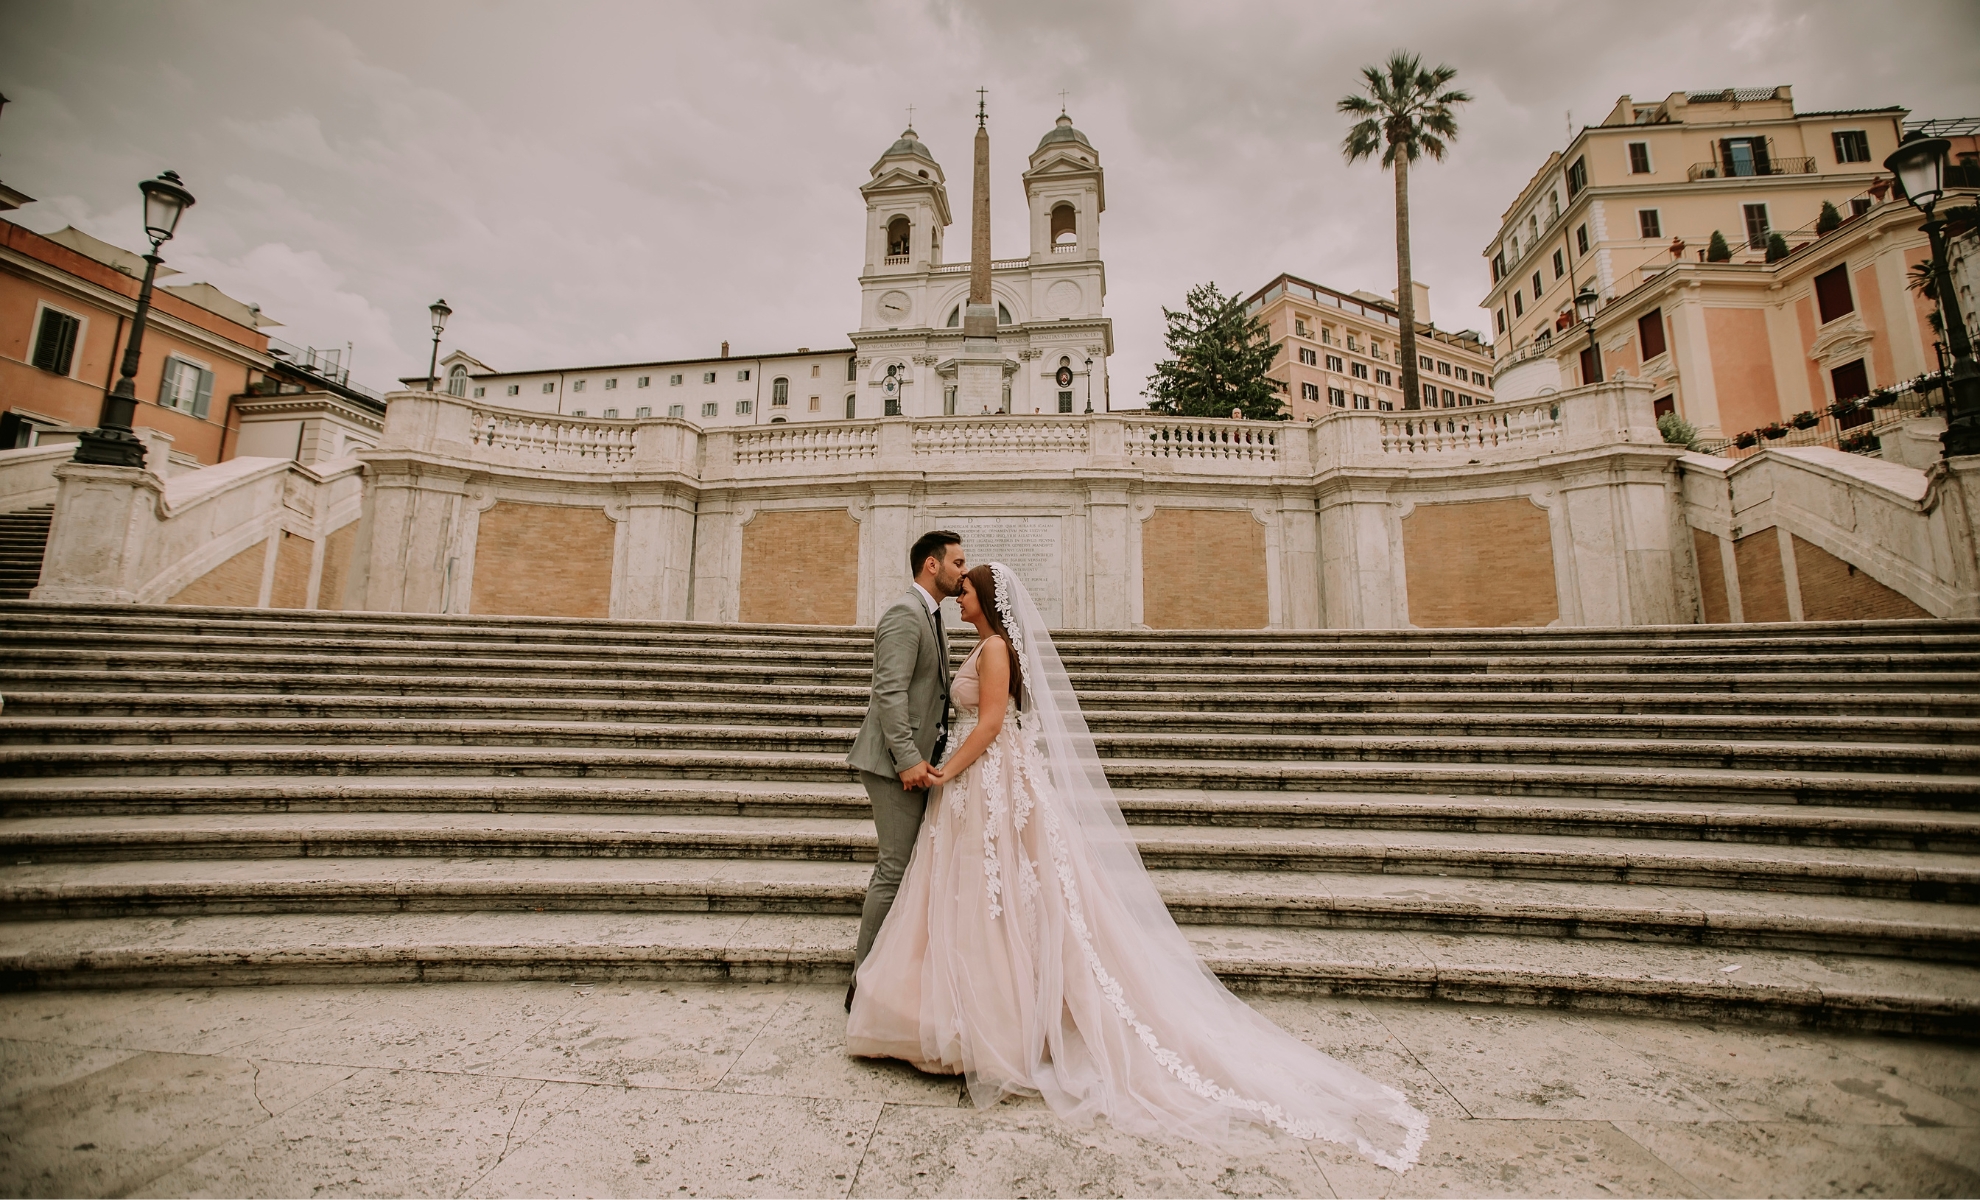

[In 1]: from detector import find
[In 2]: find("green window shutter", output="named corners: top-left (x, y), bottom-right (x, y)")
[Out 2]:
top-left (159, 358), bottom-right (183, 409)
top-left (192, 367), bottom-right (214, 419)
top-left (32, 310), bottom-right (79, 375)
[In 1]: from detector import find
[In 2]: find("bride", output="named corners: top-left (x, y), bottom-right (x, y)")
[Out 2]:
top-left (846, 562), bottom-right (1428, 1172)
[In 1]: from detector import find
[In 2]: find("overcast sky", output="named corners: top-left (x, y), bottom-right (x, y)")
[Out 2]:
top-left (4, 0), bottom-right (1977, 402)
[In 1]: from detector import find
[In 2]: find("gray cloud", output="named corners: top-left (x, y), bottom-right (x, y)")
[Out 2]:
top-left (3, 0), bottom-right (1974, 399)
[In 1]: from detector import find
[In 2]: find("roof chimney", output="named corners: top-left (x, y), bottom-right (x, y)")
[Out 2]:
top-left (720, 341), bottom-right (730, 358)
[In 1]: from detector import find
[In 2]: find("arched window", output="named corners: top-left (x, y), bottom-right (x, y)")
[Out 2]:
top-left (886, 216), bottom-right (911, 259)
top-left (446, 364), bottom-right (468, 397)
top-left (1050, 203), bottom-right (1077, 248)
top-left (771, 377), bottom-right (789, 406)
top-left (947, 306), bottom-right (960, 328)
top-left (847, 357), bottom-right (858, 381)
top-left (998, 303), bottom-right (1012, 325)
top-left (846, 392), bottom-right (857, 419)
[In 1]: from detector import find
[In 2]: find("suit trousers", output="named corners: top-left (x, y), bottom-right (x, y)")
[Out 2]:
top-left (855, 769), bottom-right (932, 966)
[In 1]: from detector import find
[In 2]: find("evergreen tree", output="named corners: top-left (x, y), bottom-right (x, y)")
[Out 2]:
top-left (1765, 232), bottom-right (1790, 262)
top-left (1143, 283), bottom-right (1290, 419)
top-left (1706, 230), bottom-right (1733, 262)
top-left (1816, 200), bottom-right (1843, 234)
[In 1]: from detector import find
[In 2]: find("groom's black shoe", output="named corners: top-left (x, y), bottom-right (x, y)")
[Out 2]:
top-left (845, 977), bottom-right (857, 1012)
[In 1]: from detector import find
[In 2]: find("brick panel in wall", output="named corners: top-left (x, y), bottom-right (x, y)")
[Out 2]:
top-left (470, 501), bottom-right (615, 619)
top-left (269, 530), bottom-right (315, 609)
top-left (169, 539), bottom-right (267, 607)
top-left (1401, 498), bottom-right (1558, 628)
top-left (316, 522), bottom-right (356, 611)
top-left (739, 509), bottom-right (859, 625)
top-left (1794, 535), bottom-right (1929, 621)
top-left (1733, 531), bottom-right (1790, 623)
top-left (1692, 526), bottom-right (1731, 624)
top-left (1140, 508), bottom-right (1268, 629)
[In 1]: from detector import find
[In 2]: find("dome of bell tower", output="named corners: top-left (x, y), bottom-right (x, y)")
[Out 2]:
top-left (1036, 113), bottom-right (1094, 153)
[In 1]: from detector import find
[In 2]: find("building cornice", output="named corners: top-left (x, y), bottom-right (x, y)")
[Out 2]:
top-left (0, 245), bottom-right (276, 369)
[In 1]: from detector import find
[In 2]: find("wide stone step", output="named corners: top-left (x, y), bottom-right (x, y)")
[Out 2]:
top-left (5, 812), bottom-right (1975, 900)
top-left (4, 717), bottom-right (1972, 777)
top-left (8, 691), bottom-right (1978, 746)
top-left (1, 911), bottom-right (1974, 1035)
top-left (3, 856), bottom-right (1972, 961)
top-left (4, 777), bottom-right (1976, 849)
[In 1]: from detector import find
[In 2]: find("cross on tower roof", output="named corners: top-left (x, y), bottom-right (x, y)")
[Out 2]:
top-left (906, 103), bottom-right (914, 128)
top-left (1059, 89), bottom-right (1069, 114)
top-left (976, 87), bottom-right (987, 127)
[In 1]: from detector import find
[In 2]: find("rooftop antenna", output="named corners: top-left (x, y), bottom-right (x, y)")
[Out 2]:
top-left (1565, 109), bottom-right (1573, 140)
top-left (976, 87), bottom-right (988, 128)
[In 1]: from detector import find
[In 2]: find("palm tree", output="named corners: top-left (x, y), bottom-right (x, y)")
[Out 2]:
top-left (1339, 52), bottom-right (1471, 411)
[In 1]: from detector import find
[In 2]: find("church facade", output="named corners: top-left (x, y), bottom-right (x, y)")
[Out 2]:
top-left (424, 112), bottom-right (1112, 426)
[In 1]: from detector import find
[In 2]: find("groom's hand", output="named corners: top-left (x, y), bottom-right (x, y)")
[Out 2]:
top-left (898, 761), bottom-right (935, 791)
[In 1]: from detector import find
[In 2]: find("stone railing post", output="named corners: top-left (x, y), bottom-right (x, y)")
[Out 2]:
top-left (31, 462), bottom-right (166, 604)
top-left (1559, 379), bottom-right (1660, 451)
top-left (875, 417), bottom-right (914, 469)
top-left (1088, 415), bottom-right (1127, 469)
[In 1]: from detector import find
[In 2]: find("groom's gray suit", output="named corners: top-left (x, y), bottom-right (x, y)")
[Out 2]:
top-left (846, 586), bottom-right (951, 966)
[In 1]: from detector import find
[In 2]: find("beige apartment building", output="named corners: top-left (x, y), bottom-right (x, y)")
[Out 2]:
top-left (1483, 87), bottom-right (1906, 371)
top-left (1245, 274), bottom-right (1493, 421)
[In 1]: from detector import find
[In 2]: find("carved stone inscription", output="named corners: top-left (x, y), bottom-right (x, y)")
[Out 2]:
top-left (939, 515), bottom-right (1063, 628)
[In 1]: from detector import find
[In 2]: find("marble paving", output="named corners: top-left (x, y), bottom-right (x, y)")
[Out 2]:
top-left (0, 982), bottom-right (1975, 1198)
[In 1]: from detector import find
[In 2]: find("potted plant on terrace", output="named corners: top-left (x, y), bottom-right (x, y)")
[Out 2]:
top-left (1706, 230), bottom-right (1734, 262)
top-left (1761, 422), bottom-right (1790, 440)
top-left (1867, 387), bottom-right (1898, 408)
top-left (1816, 200), bottom-right (1843, 234)
top-left (1790, 410), bottom-right (1820, 429)
top-left (1827, 397), bottom-right (1861, 421)
top-left (1734, 430), bottom-right (1760, 449)
top-left (1840, 431), bottom-right (1881, 454)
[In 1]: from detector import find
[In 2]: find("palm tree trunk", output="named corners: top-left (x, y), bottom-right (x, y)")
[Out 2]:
top-left (1394, 152), bottom-right (1419, 410)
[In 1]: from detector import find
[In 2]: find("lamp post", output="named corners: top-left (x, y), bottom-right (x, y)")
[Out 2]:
top-left (1083, 356), bottom-right (1093, 414)
top-left (73, 170), bottom-right (195, 468)
top-left (425, 299), bottom-right (452, 393)
top-left (1573, 284), bottom-right (1602, 386)
top-left (1885, 135), bottom-right (1980, 458)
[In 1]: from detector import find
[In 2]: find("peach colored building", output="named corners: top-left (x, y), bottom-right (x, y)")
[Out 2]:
top-left (1483, 87), bottom-right (1907, 373)
top-left (1244, 275), bottom-right (1493, 421)
top-left (0, 219), bottom-right (278, 465)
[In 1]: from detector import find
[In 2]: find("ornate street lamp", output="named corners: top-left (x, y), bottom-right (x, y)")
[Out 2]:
top-left (425, 298), bottom-right (452, 393)
top-left (1083, 355), bottom-right (1094, 414)
top-left (1574, 284), bottom-right (1602, 385)
top-left (73, 170), bottom-right (195, 467)
top-left (1885, 135), bottom-right (1979, 457)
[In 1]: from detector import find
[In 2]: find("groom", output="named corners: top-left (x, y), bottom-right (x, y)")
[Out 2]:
top-left (844, 529), bottom-right (966, 1010)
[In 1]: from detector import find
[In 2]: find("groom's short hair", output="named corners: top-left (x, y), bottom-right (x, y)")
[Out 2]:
top-left (909, 530), bottom-right (961, 576)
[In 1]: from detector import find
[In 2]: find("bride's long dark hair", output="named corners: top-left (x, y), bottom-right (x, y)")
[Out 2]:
top-left (965, 564), bottom-right (1023, 707)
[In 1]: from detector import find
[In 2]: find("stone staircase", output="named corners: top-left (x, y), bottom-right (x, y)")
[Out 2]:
top-left (0, 505), bottom-right (53, 600)
top-left (0, 602), bottom-right (1976, 1035)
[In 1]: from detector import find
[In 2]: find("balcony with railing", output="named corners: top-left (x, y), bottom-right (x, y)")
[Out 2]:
top-left (1686, 156), bottom-right (1815, 182)
top-left (265, 336), bottom-right (386, 406)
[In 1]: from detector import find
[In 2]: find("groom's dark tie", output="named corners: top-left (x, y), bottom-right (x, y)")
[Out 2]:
top-left (930, 603), bottom-right (951, 758)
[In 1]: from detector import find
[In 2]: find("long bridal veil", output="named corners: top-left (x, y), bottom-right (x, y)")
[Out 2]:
top-left (986, 561), bottom-right (1429, 1171)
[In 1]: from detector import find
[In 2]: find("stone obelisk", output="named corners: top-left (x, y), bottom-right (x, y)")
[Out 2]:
top-left (955, 88), bottom-right (1011, 414)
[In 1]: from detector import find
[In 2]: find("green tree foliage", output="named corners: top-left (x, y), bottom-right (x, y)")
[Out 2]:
top-left (1656, 411), bottom-right (1700, 450)
top-left (1706, 230), bottom-right (1733, 262)
top-left (1338, 51), bottom-right (1471, 411)
top-left (1143, 283), bottom-right (1290, 419)
top-left (1765, 232), bottom-right (1791, 262)
top-left (1816, 200), bottom-right (1843, 234)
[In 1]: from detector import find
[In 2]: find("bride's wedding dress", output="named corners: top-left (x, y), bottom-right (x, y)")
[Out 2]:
top-left (847, 563), bottom-right (1427, 1172)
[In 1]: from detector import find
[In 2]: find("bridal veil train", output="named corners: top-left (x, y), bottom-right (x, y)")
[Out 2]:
top-left (847, 562), bottom-right (1428, 1172)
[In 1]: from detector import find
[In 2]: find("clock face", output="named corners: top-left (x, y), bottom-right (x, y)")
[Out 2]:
top-left (878, 290), bottom-right (912, 322)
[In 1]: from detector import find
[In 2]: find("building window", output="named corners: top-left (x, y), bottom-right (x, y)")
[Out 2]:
top-left (1850, 197), bottom-right (1872, 217)
top-left (848, 357), bottom-right (859, 381)
top-left (1351, 361), bottom-right (1369, 380)
top-left (604, 377), bottom-right (618, 390)
top-left (1719, 136), bottom-right (1770, 177)
top-left (1375, 369), bottom-right (1393, 386)
top-left (701, 402), bottom-right (719, 417)
top-left (1628, 142), bottom-right (1652, 174)
top-left (1638, 309), bottom-right (1668, 360)
top-left (1476, 373), bottom-right (1490, 389)
top-left (1454, 367), bottom-right (1469, 383)
top-left (669, 404), bottom-right (684, 418)
top-left (1437, 361), bottom-right (1452, 376)
top-left (703, 372), bottom-right (717, 384)
top-left (158, 356), bottom-right (214, 417)
top-left (446, 364), bottom-right (469, 396)
top-left (1552, 249), bottom-right (1565, 279)
top-left (1576, 225), bottom-right (1588, 255)
top-left (1742, 203), bottom-right (1770, 248)
top-left (1458, 393), bottom-right (1473, 406)
top-left (670, 374), bottom-right (683, 385)
top-left (570, 409), bottom-right (585, 417)
top-left (1058, 391), bottom-right (1074, 413)
top-left (602, 408), bottom-right (618, 417)
top-left (508, 385), bottom-right (521, 396)
top-left (736, 400), bottom-right (752, 415)
top-left (1320, 327), bottom-right (1335, 345)
top-left (1830, 358), bottom-right (1869, 402)
top-left (1442, 388), bottom-right (1456, 405)
top-left (542, 382), bottom-right (555, 394)
top-left (846, 393), bottom-right (857, 418)
top-left (1531, 272), bottom-right (1543, 301)
top-left (1513, 291), bottom-right (1525, 317)
top-left (809, 396), bottom-right (820, 412)
top-left (1832, 130), bottom-right (1871, 164)
top-left (1301, 382), bottom-right (1320, 401)
top-left (810, 364), bottom-right (821, 378)
top-left (1353, 393), bottom-right (1372, 410)
top-left (1638, 209), bottom-right (1661, 238)
top-left (1565, 155), bottom-right (1588, 198)
top-left (635, 406), bottom-right (651, 417)
top-left (1346, 334), bottom-right (1360, 352)
top-left (638, 376), bottom-right (650, 387)
top-left (30, 307), bottom-right (80, 375)
top-left (737, 369), bottom-right (750, 382)
top-left (1328, 386), bottom-right (1346, 407)
top-left (473, 387), bottom-right (485, 398)
top-left (1492, 252), bottom-right (1506, 282)
top-left (1325, 354), bottom-right (1344, 372)
top-left (1298, 347), bottom-right (1318, 366)
top-left (573, 380), bottom-right (586, 393)
top-left (1378, 399), bottom-right (1394, 411)
top-left (772, 377), bottom-right (789, 405)
top-left (1814, 264), bottom-right (1854, 324)
top-left (1294, 318), bottom-right (1308, 337)
top-left (1418, 355), bottom-right (1433, 369)
top-left (1422, 382), bottom-right (1437, 405)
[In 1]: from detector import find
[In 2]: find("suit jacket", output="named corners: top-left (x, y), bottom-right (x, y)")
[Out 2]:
top-left (847, 588), bottom-right (949, 778)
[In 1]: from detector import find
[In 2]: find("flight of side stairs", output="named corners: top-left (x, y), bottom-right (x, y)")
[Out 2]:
top-left (0, 505), bottom-right (54, 600)
top-left (0, 601), bottom-right (1976, 1035)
